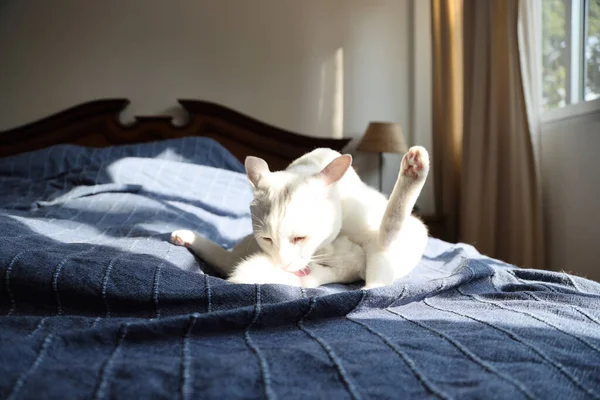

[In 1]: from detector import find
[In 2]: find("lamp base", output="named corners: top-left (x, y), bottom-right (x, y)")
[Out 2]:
top-left (379, 152), bottom-right (383, 193)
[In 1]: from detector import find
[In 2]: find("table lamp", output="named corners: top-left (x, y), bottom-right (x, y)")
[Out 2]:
top-left (357, 122), bottom-right (408, 192)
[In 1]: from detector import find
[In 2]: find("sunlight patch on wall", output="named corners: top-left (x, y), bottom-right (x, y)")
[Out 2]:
top-left (333, 47), bottom-right (344, 139)
top-left (317, 47), bottom-right (344, 139)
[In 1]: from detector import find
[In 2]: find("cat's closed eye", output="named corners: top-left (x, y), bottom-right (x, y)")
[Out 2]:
top-left (262, 237), bottom-right (273, 244)
top-left (292, 236), bottom-right (307, 244)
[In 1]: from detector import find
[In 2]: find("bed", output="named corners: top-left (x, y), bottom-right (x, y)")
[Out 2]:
top-left (0, 99), bottom-right (599, 400)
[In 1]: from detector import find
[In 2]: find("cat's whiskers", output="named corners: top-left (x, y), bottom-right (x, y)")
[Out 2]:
top-left (310, 250), bottom-right (336, 259)
top-left (309, 254), bottom-right (347, 267)
top-left (252, 232), bottom-right (264, 242)
top-left (310, 254), bottom-right (336, 261)
top-left (309, 252), bottom-right (364, 271)
top-left (310, 253), bottom-right (334, 259)
top-left (250, 211), bottom-right (266, 222)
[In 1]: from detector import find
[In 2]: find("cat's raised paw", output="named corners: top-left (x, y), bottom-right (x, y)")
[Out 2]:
top-left (170, 230), bottom-right (195, 247)
top-left (401, 146), bottom-right (429, 180)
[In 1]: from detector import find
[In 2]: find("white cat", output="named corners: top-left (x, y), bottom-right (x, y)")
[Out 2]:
top-left (173, 230), bottom-right (366, 288)
top-left (171, 146), bottom-right (429, 289)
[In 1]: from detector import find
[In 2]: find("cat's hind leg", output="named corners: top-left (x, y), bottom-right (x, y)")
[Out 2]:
top-left (378, 146), bottom-right (429, 249)
top-left (365, 146), bottom-right (429, 289)
top-left (364, 216), bottom-right (428, 289)
top-left (171, 230), bottom-right (241, 276)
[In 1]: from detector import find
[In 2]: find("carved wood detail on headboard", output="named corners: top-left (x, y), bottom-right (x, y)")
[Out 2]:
top-left (0, 99), bottom-right (351, 171)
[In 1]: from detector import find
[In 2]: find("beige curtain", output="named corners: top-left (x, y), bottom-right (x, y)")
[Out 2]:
top-left (432, 0), bottom-right (463, 246)
top-left (432, 0), bottom-right (545, 269)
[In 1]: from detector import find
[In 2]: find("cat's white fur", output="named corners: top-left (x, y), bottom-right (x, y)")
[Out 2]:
top-left (172, 146), bottom-right (429, 289)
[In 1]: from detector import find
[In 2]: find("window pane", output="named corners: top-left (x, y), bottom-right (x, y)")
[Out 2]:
top-left (542, 0), bottom-right (569, 109)
top-left (586, 0), bottom-right (600, 101)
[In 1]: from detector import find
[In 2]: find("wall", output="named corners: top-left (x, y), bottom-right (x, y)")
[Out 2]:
top-left (540, 111), bottom-right (600, 281)
top-left (0, 0), bottom-right (433, 211)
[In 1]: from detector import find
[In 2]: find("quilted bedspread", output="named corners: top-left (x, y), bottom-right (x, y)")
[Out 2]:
top-left (0, 137), bottom-right (599, 400)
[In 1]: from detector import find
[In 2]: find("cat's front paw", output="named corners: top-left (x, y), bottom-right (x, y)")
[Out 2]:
top-left (401, 146), bottom-right (429, 180)
top-left (227, 268), bottom-right (297, 286)
top-left (170, 230), bottom-right (196, 247)
top-left (228, 254), bottom-right (301, 286)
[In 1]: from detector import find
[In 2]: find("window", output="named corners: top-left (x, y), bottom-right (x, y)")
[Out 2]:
top-left (541, 0), bottom-right (600, 110)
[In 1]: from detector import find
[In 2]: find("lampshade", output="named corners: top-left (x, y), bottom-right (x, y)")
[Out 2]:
top-left (357, 122), bottom-right (408, 154)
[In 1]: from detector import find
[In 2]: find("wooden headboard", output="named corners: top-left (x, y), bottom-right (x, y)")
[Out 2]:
top-left (0, 99), bottom-right (351, 171)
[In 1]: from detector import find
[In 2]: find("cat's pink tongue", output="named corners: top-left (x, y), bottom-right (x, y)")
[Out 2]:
top-left (293, 266), bottom-right (311, 277)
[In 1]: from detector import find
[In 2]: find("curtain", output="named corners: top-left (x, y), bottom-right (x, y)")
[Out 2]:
top-left (431, 0), bottom-right (545, 269)
top-left (431, 0), bottom-right (463, 246)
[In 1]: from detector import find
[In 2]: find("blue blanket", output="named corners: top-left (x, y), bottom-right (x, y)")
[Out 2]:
top-left (1, 137), bottom-right (599, 400)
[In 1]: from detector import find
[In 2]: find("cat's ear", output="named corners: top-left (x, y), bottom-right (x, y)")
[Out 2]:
top-left (245, 156), bottom-right (270, 188)
top-left (317, 154), bottom-right (352, 186)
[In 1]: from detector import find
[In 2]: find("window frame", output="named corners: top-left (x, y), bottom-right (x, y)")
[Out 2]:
top-left (541, 0), bottom-right (600, 122)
